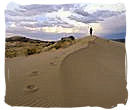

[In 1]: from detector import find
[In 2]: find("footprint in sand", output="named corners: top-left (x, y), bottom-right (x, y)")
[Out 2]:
top-left (50, 62), bottom-right (57, 65)
top-left (29, 71), bottom-right (40, 77)
top-left (24, 84), bottom-right (39, 93)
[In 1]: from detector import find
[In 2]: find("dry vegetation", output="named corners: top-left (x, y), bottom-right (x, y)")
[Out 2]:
top-left (5, 36), bottom-right (75, 58)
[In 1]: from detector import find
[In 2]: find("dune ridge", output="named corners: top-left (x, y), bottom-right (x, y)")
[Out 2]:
top-left (5, 36), bottom-right (127, 108)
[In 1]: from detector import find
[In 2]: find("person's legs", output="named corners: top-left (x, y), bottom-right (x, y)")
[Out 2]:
top-left (90, 32), bottom-right (92, 36)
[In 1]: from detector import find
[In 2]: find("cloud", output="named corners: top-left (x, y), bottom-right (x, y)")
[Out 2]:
top-left (6, 25), bottom-right (83, 41)
top-left (5, 2), bottom-right (126, 40)
top-left (5, 3), bottom-right (75, 30)
top-left (92, 10), bottom-right (125, 19)
top-left (99, 13), bottom-right (126, 34)
top-left (69, 14), bottom-right (103, 24)
top-left (6, 4), bottom-right (75, 17)
top-left (69, 9), bottom-right (125, 24)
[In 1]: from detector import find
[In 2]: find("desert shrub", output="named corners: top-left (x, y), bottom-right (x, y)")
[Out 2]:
top-left (27, 48), bottom-right (36, 55)
top-left (61, 36), bottom-right (75, 41)
top-left (54, 42), bottom-right (62, 49)
top-left (45, 37), bottom-right (76, 51)
top-left (68, 36), bottom-right (75, 40)
top-left (25, 47), bottom-right (42, 56)
top-left (53, 40), bottom-right (73, 49)
top-left (6, 49), bottom-right (17, 58)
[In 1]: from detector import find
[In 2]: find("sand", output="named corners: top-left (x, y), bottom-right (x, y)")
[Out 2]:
top-left (5, 36), bottom-right (128, 108)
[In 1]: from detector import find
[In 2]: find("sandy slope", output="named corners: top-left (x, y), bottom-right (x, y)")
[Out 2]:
top-left (5, 36), bottom-right (127, 108)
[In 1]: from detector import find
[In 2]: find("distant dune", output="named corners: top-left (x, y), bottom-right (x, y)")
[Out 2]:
top-left (111, 38), bottom-right (125, 43)
top-left (5, 36), bottom-right (127, 108)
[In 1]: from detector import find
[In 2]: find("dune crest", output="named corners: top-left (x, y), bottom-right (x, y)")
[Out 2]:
top-left (5, 36), bottom-right (127, 108)
top-left (60, 37), bottom-right (127, 108)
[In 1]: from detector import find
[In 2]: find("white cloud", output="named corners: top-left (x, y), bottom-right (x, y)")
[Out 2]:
top-left (84, 3), bottom-right (125, 13)
top-left (99, 13), bottom-right (126, 34)
top-left (5, 2), bottom-right (126, 40)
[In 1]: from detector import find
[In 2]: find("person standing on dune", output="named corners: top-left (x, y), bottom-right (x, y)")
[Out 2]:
top-left (90, 27), bottom-right (93, 36)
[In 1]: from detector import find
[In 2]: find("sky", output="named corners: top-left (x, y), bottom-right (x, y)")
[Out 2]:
top-left (5, 2), bottom-right (126, 41)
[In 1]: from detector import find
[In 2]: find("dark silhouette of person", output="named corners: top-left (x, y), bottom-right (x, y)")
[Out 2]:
top-left (90, 27), bottom-right (93, 36)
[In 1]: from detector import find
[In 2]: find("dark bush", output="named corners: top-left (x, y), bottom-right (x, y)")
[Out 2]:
top-left (25, 47), bottom-right (41, 56)
top-left (61, 36), bottom-right (75, 41)
top-left (68, 36), bottom-right (75, 40)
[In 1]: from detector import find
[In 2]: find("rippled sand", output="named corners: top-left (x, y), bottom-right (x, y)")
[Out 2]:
top-left (5, 36), bottom-right (127, 108)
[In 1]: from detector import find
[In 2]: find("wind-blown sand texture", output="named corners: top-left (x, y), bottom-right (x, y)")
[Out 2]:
top-left (5, 36), bottom-right (128, 108)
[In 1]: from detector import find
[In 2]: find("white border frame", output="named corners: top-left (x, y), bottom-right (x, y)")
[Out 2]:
top-left (0, 0), bottom-right (130, 110)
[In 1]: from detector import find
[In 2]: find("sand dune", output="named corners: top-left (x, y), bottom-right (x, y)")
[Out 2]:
top-left (5, 36), bottom-right (127, 108)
